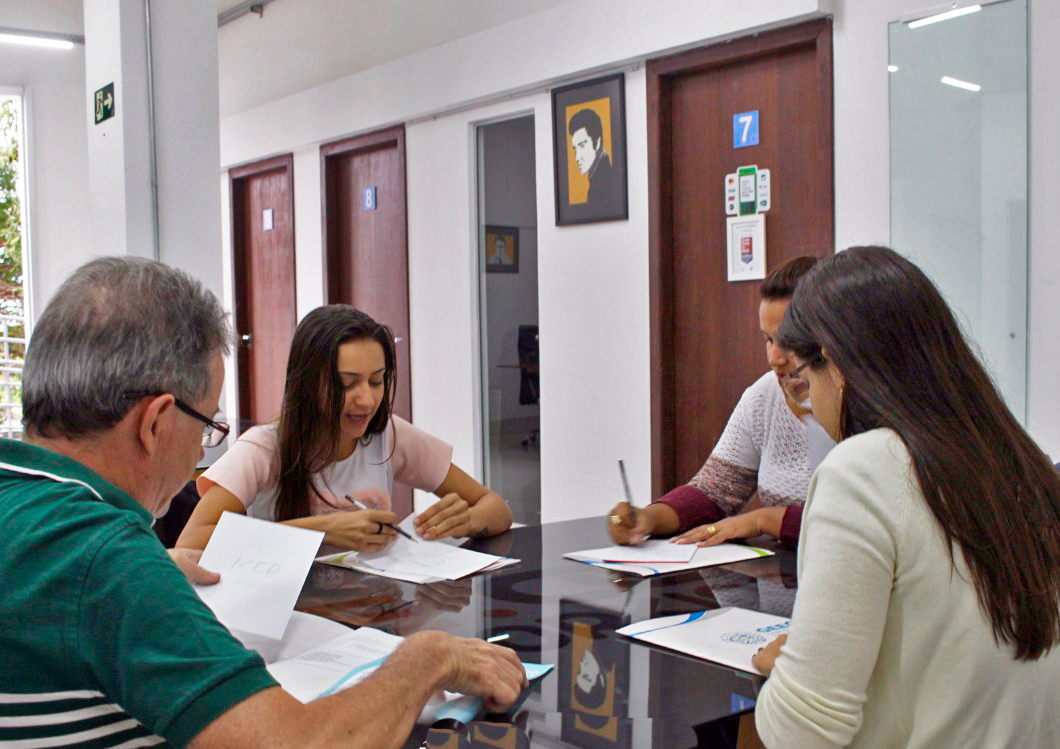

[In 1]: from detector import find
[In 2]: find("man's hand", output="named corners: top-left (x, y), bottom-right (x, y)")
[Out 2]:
top-left (406, 631), bottom-right (528, 712)
top-left (167, 548), bottom-right (220, 585)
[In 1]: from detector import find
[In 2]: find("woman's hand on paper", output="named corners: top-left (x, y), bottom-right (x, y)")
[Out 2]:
top-left (167, 548), bottom-right (220, 585)
top-left (321, 509), bottom-right (398, 551)
top-left (751, 634), bottom-right (787, 676)
top-left (674, 507), bottom-right (786, 547)
top-left (415, 493), bottom-right (473, 539)
top-left (606, 501), bottom-right (652, 545)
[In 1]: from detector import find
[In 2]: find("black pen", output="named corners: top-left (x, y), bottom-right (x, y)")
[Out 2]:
top-left (344, 494), bottom-right (417, 542)
top-left (618, 459), bottom-right (639, 527)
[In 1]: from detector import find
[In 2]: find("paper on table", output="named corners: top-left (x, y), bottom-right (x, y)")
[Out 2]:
top-left (566, 539), bottom-right (698, 563)
top-left (233, 610), bottom-right (354, 665)
top-left (317, 532), bottom-right (516, 583)
top-left (617, 606), bottom-right (790, 674)
top-left (564, 542), bottom-right (773, 577)
top-left (264, 623), bottom-right (555, 724)
top-left (194, 512), bottom-right (324, 639)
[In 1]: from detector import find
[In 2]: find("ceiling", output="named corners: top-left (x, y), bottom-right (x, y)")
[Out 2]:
top-left (0, 0), bottom-right (572, 117)
top-left (216, 0), bottom-right (572, 117)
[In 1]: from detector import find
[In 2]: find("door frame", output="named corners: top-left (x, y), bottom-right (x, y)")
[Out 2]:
top-left (228, 153), bottom-right (297, 432)
top-left (319, 125), bottom-right (408, 305)
top-left (646, 19), bottom-right (834, 497)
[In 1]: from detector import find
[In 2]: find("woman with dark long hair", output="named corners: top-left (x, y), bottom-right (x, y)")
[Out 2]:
top-left (752, 247), bottom-right (1060, 747)
top-left (178, 305), bottom-right (512, 550)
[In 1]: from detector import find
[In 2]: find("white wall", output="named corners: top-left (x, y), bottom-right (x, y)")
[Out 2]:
top-left (220, 0), bottom-right (830, 523)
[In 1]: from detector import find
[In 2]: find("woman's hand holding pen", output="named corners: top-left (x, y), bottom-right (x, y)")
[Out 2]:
top-left (319, 508), bottom-right (399, 551)
top-left (606, 501), bottom-right (653, 545)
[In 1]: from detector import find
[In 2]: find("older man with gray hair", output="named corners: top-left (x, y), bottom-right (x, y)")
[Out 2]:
top-left (0, 256), bottom-right (525, 749)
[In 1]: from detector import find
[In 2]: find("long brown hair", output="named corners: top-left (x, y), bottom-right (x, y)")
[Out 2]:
top-left (274, 305), bottom-right (396, 521)
top-left (780, 246), bottom-right (1060, 660)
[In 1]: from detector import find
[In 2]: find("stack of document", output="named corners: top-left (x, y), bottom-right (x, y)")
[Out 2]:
top-left (318, 524), bottom-right (518, 583)
top-left (564, 539), bottom-right (773, 576)
top-left (234, 610), bottom-right (553, 724)
top-left (617, 606), bottom-right (790, 674)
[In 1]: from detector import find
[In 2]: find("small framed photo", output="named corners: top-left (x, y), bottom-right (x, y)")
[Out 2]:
top-left (484, 225), bottom-right (519, 273)
top-left (726, 214), bottom-right (767, 282)
top-left (552, 73), bottom-right (628, 226)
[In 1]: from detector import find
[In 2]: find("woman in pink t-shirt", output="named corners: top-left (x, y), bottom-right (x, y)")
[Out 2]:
top-left (176, 305), bottom-right (512, 551)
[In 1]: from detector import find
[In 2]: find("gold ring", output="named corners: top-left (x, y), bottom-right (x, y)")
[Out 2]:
top-left (609, 514), bottom-right (623, 525)
top-left (706, 524), bottom-right (717, 534)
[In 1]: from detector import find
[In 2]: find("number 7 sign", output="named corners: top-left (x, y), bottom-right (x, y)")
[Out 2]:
top-left (732, 110), bottom-right (759, 149)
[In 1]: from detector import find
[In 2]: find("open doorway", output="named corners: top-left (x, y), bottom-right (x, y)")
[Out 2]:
top-left (476, 116), bottom-right (540, 526)
top-left (0, 91), bottom-right (27, 439)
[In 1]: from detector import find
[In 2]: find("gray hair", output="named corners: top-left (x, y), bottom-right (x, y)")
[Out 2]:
top-left (22, 256), bottom-right (231, 438)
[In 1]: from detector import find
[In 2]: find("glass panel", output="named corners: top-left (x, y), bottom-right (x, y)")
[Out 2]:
top-left (476, 116), bottom-right (540, 525)
top-left (890, 0), bottom-right (1028, 421)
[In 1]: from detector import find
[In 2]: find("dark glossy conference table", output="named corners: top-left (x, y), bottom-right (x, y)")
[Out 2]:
top-left (294, 516), bottom-right (796, 749)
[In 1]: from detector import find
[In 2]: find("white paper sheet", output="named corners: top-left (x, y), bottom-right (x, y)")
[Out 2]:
top-left (317, 532), bottom-right (516, 582)
top-left (617, 606), bottom-right (790, 674)
top-left (194, 512), bottom-right (324, 639)
top-left (233, 610), bottom-right (354, 665)
top-left (564, 542), bottom-right (773, 577)
top-left (565, 539), bottom-right (698, 564)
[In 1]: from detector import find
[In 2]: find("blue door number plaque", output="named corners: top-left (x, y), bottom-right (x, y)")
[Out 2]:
top-left (733, 111), bottom-right (759, 149)
top-left (362, 186), bottom-right (377, 212)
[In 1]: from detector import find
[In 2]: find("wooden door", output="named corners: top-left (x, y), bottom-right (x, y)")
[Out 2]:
top-left (230, 154), bottom-right (297, 434)
top-left (321, 126), bottom-right (413, 517)
top-left (647, 20), bottom-right (834, 496)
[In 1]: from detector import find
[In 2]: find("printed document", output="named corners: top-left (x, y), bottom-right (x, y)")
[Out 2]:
top-left (564, 541), bottom-right (773, 576)
top-left (618, 606), bottom-right (790, 674)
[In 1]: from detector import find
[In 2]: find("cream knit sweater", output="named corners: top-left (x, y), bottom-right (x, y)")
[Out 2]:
top-left (755, 429), bottom-right (1060, 748)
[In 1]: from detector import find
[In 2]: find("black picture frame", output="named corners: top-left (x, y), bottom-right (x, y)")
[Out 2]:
top-left (484, 225), bottom-right (519, 273)
top-left (552, 73), bottom-right (628, 226)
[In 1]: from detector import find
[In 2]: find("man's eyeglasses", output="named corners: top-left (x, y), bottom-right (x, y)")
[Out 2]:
top-left (124, 391), bottom-right (230, 448)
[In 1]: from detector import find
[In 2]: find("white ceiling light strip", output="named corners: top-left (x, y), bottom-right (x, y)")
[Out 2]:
top-left (908, 5), bottom-right (982, 29)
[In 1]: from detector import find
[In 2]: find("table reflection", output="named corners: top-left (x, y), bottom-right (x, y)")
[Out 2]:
top-left (296, 516), bottom-right (792, 749)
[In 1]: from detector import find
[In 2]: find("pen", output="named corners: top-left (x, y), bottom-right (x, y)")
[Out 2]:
top-left (343, 494), bottom-right (417, 542)
top-left (618, 459), bottom-right (638, 527)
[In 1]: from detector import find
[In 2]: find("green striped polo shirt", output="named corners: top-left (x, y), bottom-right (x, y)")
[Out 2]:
top-left (0, 438), bottom-right (277, 748)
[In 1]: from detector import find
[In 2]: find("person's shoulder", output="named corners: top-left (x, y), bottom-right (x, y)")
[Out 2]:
top-left (740, 371), bottom-right (784, 409)
top-left (819, 429), bottom-right (910, 480)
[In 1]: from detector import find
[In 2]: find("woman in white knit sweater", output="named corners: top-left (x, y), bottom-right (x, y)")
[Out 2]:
top-left (752, 247), bottom-right (1060, 748)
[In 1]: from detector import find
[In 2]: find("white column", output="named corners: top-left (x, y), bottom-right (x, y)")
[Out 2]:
top-left (82, 0), bottom-right (222, 299)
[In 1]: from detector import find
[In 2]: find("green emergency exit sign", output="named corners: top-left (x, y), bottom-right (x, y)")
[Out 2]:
top-left (94, 83), bottom-right (115, 124)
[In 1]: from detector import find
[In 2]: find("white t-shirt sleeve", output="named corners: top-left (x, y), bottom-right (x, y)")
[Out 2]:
top-left (755, 430), bottom-right (904, 748)
top-left (388, 416), bottom-right (454, 492)
top-left (195, 426), bottom-right (280, 510)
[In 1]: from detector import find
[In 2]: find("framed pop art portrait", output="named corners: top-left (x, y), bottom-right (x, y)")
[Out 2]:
top-left (485, 225), bottom-right (519, 273)
top-left (552, 73), bottom-right (628, 226)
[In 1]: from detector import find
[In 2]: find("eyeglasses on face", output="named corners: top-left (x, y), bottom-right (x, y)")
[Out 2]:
top-left (123, 391), bottom-right (230, 448)
top-left (789, 353), bottom-right (825, 380)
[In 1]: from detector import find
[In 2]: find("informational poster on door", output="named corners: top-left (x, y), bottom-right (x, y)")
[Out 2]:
top-left (726, 214), bottom-right (766, 282)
